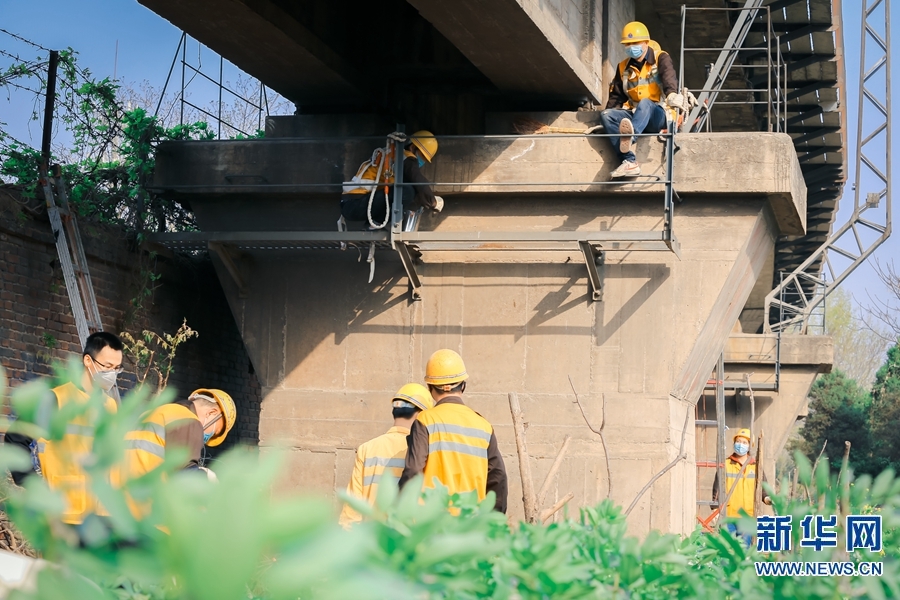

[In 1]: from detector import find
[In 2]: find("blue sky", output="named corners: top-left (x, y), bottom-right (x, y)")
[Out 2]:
top-left (1, 0), bottom-right (898, 325)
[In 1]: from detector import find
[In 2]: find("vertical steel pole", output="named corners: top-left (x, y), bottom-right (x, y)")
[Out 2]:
top-left (390, 125), bottom-right (406, 241)
top-left (766, 8), bottom-right (772, 131)
top-left (180, 35), bottom-right (186, 126)
top-left (679, 5), bottom-right (686, 92)
top-left (715, 352), bottom-right (726, 510)
top-left (885, 0), bottom-right (892, 237)
top-left (218, 55), bottom-right (224, 139)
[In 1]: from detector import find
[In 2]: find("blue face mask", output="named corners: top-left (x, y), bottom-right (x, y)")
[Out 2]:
top-left (626, 44), bottom-right (644, 59)
top-left (734, 441), bottom-right (750, 456)
top-left (417, 156), bottom-right (426, 168)
top-left (203, 432), bottom-right (213, 445)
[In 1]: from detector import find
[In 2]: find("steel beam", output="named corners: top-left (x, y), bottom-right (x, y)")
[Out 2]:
top-left (578, 242), bottom-right (604, 301)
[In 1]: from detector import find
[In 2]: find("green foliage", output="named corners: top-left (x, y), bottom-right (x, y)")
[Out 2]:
top-left (0, 49), bottom-right (214, 233)
top-left (796, 370), bottom-right (879, 476)
top-left (1, 363), bottom-right (899, 599)
top-left (870, 344), bottom-right (900, 473)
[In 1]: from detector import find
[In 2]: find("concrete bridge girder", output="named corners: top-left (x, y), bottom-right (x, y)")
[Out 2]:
top-left (152, 127), bottom-right (818, 534)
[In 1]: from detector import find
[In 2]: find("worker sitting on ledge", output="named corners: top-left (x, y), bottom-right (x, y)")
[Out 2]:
top-left (341, 130), bottom-right (444, 230)
top-left (599, 21), bottom-right (682, 179)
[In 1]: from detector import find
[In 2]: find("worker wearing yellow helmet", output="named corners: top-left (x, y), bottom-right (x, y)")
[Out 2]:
top-left (341, 130), bottom-right (444, 229)
top-left (399, 350), bottom-right (508, 513)
top-left (121, 388), bottom-right (236, 482)
top-left (598, 21), bottom-right (682, 179)
top-left (712, 428), bottom-right (771, 542)
top-left (339, 383), bottom-right (435, 527)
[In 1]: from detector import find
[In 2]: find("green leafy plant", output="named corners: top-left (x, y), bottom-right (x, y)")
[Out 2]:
top-left (0, 362), bottom-right (898, 599)
top-left (1, 49), bottom-right (214, 234)
top-left (120, 320), bottom-right (198, 391)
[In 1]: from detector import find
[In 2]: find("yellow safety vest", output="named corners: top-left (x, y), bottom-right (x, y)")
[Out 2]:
top-left (338, 425), bottom-right (409, 527)
top-left (724, 456), bottom-right (757, 518)
top-left (36, 382), bottom-right (117, 525)
top-left (617, 40), bottom-right (667, 109)
top-left (418, 403), bottom-right (493, 500)
top-left (344, 147), bottom-right (416, 194)
top-left (122, 403), bottom-right (200, 481)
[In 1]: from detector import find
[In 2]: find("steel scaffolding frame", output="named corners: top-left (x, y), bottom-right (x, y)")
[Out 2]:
top-left (764, 0), bottom-right (892, 332)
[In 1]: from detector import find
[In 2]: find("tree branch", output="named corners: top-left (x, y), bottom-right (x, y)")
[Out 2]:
top-left (540, 492), bottom-right (575, 524)
top-left (537, 435), bottom-right (572, 508)
top-left (568, 375), bottom-right (612, 498)
top-left (624, 408), bottom-right (690, 517)
top-left (508, 392), bottom-right (538, 523)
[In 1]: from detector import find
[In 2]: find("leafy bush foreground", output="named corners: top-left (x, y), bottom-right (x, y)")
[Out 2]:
top-left (0, 362), bottom-right (898, 600)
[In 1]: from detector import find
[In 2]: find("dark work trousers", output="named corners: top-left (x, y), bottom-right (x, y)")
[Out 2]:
top-left (341, 187), bottom-right (414, 227)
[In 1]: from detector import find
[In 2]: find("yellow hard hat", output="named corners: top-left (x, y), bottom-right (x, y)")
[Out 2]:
top-left (621, 21), bottom-right (650, 44)
top-left (191, 388), bottom-right (236, 447)
top-left (424, 349), bottom-right (468, 388)
top-left (733, 428), bottom-right (752, 443)
top-left (392, 383), bottom-right (434, 412)
top-left (410, 130), bottom-right (438, 162)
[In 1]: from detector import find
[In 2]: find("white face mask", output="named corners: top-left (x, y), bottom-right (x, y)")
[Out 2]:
top-left (87, 358), bottom-right (118, 391)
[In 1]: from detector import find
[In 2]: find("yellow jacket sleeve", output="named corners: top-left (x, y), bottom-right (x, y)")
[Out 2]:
top-left (338, 449), bottom-right (366, 528)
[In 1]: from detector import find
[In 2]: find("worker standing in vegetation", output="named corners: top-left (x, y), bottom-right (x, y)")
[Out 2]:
top-left (599, 21), bottom-right (682, 178)
top-left (6, 332), bottom-right (123, 526)
top-left (341, 130), bottom-right (444, 229)
top-left (399, 349), bottom-right (508, 513)
top-left (339, 383), bottom-right (434, 527)
top-left (712, 428), bottom-right (771, 542)
top-left (121, 388), bottom-right (236, 481)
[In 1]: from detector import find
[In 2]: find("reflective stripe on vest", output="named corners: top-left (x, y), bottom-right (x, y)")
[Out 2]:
top-left (338, 427), bottom-right (410, 527)
top-left (618, 40), bottom-right (667, 108)
top-left (122, 403), bottom-right (200, 481)
top-left (362, 456), bottom-right (406, 487)
top-left (36, 382), bottom-right (118, 524)
top-left (418, 402), bottom-right (493, 500)
top-left (724, 458), bottom-right (757, 518)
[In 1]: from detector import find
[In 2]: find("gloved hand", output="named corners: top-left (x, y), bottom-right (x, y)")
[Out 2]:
top-left (198, 466), bottom-right (218, 482)
top-left (666, 92), bottom-right (685, 109)
top-left (433, 196), bottom-right (444, 213)
top-left (387, 131), bottom-right (408, 143)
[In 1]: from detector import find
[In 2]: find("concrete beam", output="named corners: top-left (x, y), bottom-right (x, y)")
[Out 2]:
top-left (137, 0), bottom-right (361, 105)
top-left (406, 0), bottom-right (603, 101)
top-left (153, 128), bottom-right (806, 235)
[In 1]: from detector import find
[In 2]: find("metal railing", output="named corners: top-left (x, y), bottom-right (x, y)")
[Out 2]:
top-left (156, 32), bottom-right (274, 138)
top-left (150, 127), bottom-right (681, 301)
top-left (679, 2), bottom-right (786, 133)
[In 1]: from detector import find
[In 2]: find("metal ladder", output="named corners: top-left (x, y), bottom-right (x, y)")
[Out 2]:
top-left (39, 167), bottom-right (103, 346)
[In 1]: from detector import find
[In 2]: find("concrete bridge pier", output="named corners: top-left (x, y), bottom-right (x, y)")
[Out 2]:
top-left (153, 118), bottom-right (817, 535)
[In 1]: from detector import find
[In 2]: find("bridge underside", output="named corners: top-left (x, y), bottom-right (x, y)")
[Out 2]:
top-left (138, 0), bottom-right (844, 531)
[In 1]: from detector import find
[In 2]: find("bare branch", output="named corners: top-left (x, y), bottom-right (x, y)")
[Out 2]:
top-left (540, 492), bottom-right (575, 524)
top-left (624, 408), bottom-right (690, 517)
top-left (537, 435), bottom-right (572, 508)
top-left (508, 392), bottom-right (538, 523)
top-left (568, 375), bottom-right (612, 498)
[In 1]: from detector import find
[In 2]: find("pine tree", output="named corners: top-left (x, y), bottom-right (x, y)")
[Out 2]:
top-left (798, 370), bottom-right (876, 475)
top-left (870, 344), bottom-right (900, 472)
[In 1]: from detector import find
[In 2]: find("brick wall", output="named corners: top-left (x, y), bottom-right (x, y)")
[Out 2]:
top-left (0, 187), bottom-right (260, 446)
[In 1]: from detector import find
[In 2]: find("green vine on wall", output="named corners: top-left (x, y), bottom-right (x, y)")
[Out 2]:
top-left (0, 48), bottom-right (214, 235)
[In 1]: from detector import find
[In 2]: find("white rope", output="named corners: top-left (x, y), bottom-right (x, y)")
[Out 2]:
top-left (365, 142), bottom-right (392, 230)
